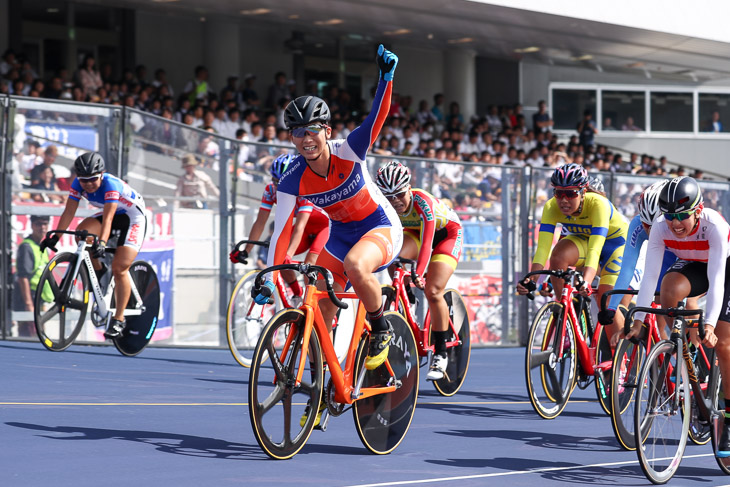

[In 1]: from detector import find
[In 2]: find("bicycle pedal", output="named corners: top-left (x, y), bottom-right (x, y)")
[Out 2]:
top-left (316, 410), bottom-right (330, 431)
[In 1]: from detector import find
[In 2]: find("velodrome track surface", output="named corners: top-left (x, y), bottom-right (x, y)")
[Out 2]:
top-left (2, 342), bottom-right (728, 487)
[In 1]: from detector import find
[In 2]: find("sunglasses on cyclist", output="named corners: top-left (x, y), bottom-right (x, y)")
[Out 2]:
top-left (385, 190), bottom-right (408, 201)
top-left (553, 188), bottom-right (582, 200)
top-left (664, 211), bottom-right (694, 222)
top-left (78, 175), bottom-right (101, 183)
top-left (290, 124), bottom-right (327, 138)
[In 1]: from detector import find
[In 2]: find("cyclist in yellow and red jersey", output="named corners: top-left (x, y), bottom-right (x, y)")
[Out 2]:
top-left (253, 44), bottom-right (401, 389)
top-left (375, 161), bottom-right (463, 381)
top-left (229, 153), bottom-right (329, 304)
top-left (517, 163), bottom-right (628, 337)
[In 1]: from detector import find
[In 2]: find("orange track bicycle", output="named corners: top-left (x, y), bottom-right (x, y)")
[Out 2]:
top-left (522, 268), bottom-right (613, 419)
top-left (381, 257), bottom-right (471, 396)
top-left (248, 262), bottom-right (419, 460)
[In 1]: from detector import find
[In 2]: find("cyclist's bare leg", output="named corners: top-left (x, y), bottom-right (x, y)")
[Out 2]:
top-left (423, 261), bottom-right (454, 333)
top-left (344, 239), bottom-right (387, 318)
top-left (659, 272), bottom-right (693, 341)
top-left (547, 238), bottom-right (580, 297)
top-left (76, 217), bottom-right (103, 271)
top-left (111, 246), bottom-right (137, 321)
top-left (595, 284), bottom-right (616, 337)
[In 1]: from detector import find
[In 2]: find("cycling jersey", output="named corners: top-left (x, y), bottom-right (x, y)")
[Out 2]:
top-left (69, 173), bottom-right (147, 251)
top-left (269, 78), bottom-right (402, 284)
top-left (607, 215), bottom-right (676, 310)
top-left (635, 208), bottom-right (730, 326)
top-left (534, 192), bottom-right (627, 271)
top-left (259, 182), bottom-right (329, 256)
top-left (399, 188), bottom-right (462, 276)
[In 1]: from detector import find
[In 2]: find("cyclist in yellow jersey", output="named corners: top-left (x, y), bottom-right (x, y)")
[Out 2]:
top-left (375, 161), bottom-right (463, 380)
top-left (517, 163), bottom-right (628, 337)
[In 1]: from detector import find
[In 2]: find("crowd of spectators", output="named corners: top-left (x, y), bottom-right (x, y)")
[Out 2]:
top-left (2, 48), bottom-right (717, 217)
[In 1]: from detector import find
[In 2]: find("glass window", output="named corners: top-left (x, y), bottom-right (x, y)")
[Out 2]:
top-left (699, 93), bottom-right (730, 133)
top-left (650, 92), bottom-right (693, 132)
top-left (552, 89), bottom-right (596, 130)
top-left (602, 90), bottom-right (645, 132)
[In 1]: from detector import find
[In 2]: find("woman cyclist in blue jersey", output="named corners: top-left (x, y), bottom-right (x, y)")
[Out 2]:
top-left (41, 152), bottom-right (148, 339)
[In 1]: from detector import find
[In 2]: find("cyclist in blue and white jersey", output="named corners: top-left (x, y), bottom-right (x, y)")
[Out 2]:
top-left (41, 152), bottom-right (148, 339)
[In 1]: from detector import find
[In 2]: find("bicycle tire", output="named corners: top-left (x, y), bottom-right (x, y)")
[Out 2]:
top-left (610, 337), bottom-right (648, 451)
top-left (34, 252), bottom-right (89, 351)
top-left (353, 311), bottom-right (419, 455)
top-left (635, 340), bottom-right (689, 485)
top-left (524, 301), bottom-right (577, 419)
top-left (433, 289), bottom-right (471, 397)
top-left (113, 261), bottom-right (160, 357)
top-left (248, 308), bottom-right (323, 460)
top-left (381, 284), bottom-right (406, 314)
top-left (593, 323), bottom-right (613, 415)
top-left (227, 270), bottom-right (281, 367)
top-left (712, 367), bottom-right (729, 474)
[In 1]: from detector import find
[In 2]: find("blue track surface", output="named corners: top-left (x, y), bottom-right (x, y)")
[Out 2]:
top-left (1, 342), bottom-right (727, 486)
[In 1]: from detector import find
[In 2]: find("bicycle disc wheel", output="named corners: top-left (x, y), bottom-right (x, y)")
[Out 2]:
top-left (635, 340), bottom-right (689, 485)
top-left (353, 311), bottom-right (419, 455)
top-left (525, 301), bottom-right (577, 419)
top-left (113, 262), bottom-right (160, 357)
top-left (593, 323), bottom-right (613, 415)
top-left (687, 343), bottom-right (717, 445)
top-left (227, 270), bottom-right (281, 367)
top-left (249, 308), bottom-right (323, 460)
top-left (610, 337), bottom-right (648, 451)
top-left (433, 289), bottom-right (471, 397)
top-left (34, 252), bottom-right (89, 351)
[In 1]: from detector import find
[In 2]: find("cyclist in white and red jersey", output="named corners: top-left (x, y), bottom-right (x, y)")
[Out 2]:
top-left (375, 161), bottom-right (463, 381)
top-left (40, 152), bottom-right (148, 339)
top-left (229, 153), bottom-right (329, 304)
top-left (630, 176), bottom-right (730, 455)
top-left (253, 44), bottom-right (401, 385)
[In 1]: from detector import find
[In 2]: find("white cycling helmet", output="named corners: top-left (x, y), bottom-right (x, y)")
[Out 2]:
top-left (638, 179), bottom-right (669, 225)
top-left (375, 161), bottom-right (411, 195)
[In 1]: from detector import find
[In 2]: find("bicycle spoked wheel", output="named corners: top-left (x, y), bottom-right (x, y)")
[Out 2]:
top-left (432, 289), bottom-right (471, 397)
top-left (635, 340), bottom-right (689, 484)
top-left (227, 270), bottom-right (281, 367)
top-left (34, 252), bottom-right (89, 351)
top-left (248, 308), bottom-right (323, 460)
top-left (525, 301), bottom-right (577, 419)
top-left (353, 311), bottom-right (419, 454)
top-left (611, 337), bottom-right (648, 450)
top-left (113, 261), bottom-right (160, 357)
top-left (685, 343), bottom-right (718, 445)
top-left (593, 324), bottom-right (613, 415)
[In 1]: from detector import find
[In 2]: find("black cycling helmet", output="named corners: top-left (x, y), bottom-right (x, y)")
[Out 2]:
top-left (284, 95), bottom-right (331, 128)
top-left (74, 151), bottom-right (105, 177)
top-left (658, 176), bottom-right (703, 214)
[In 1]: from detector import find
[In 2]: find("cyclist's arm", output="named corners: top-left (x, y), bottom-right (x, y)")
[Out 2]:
top-left (244, 208), bottom-right (271, 254)
top-left (584, 196), bottom-right (611, 276)
top-left (413, 192), bottom-right (437, 277)
top-left (532, 200), bottom-right (559, 269)
top-left (633, 225), bottom-right (666, 321)
top-left (608, 216), bottom-right (645, 310)
top-left (703, 223), bottom-right (730, 327)
top-left (266, 191), bottom-right (297, 268)
top-left (287, 207), bottom-right (311, 258)
top-left (345, 79), bottom-right (392, 160)
top-left (55, 197), bottom-right (80, 232)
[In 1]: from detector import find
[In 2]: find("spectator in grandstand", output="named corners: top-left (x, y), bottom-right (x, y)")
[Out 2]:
top-left (0, 49), bottom-right (18, 77)
top-left (174, 154), bottom-right (220, 209)
top-left (151, 68), bottom-right (174, 97)
top-left (29, 165), bottom-right (64, 203)
top-left (704, 110), bottom-right (724, 133)
top-left (431, 93), bottom-right (445, 124)
top-left (77, 54), bottom-right (103, 99)
top-left (621, 116), bottom-right (642, 131)
top-left (603, 116), bottom-right (617, 130)
top-left (241, 74), bottom-right (260, 109)
top-left (265, 71), bottom-right (289, 111)
top-left (219, 75), bottom-right (239, 105)
top-left (577, 109), bottom-right (598, 149)
top-left (486, 105), bottom-right (503, 135)
top-left (29, 145), bottom-right (58, 186)
top-left (183, 65), bottom-right (212, 105)
top-left (532, 100), bottom-right (554, 132)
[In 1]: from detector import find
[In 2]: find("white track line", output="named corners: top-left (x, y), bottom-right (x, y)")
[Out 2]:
top-left (342, 454), bottom-right (716, 487)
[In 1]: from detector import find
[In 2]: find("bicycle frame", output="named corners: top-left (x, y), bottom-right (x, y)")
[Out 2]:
top-left (262, 264), bottom-right (399, 405)
top-left (387, 260), bottom-right (460, 357)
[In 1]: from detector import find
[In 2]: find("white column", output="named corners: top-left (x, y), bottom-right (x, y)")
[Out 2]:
top-left (443, 49), bottom-right (477, 122)
top-left (203, 20), bottom-right (240, 93)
